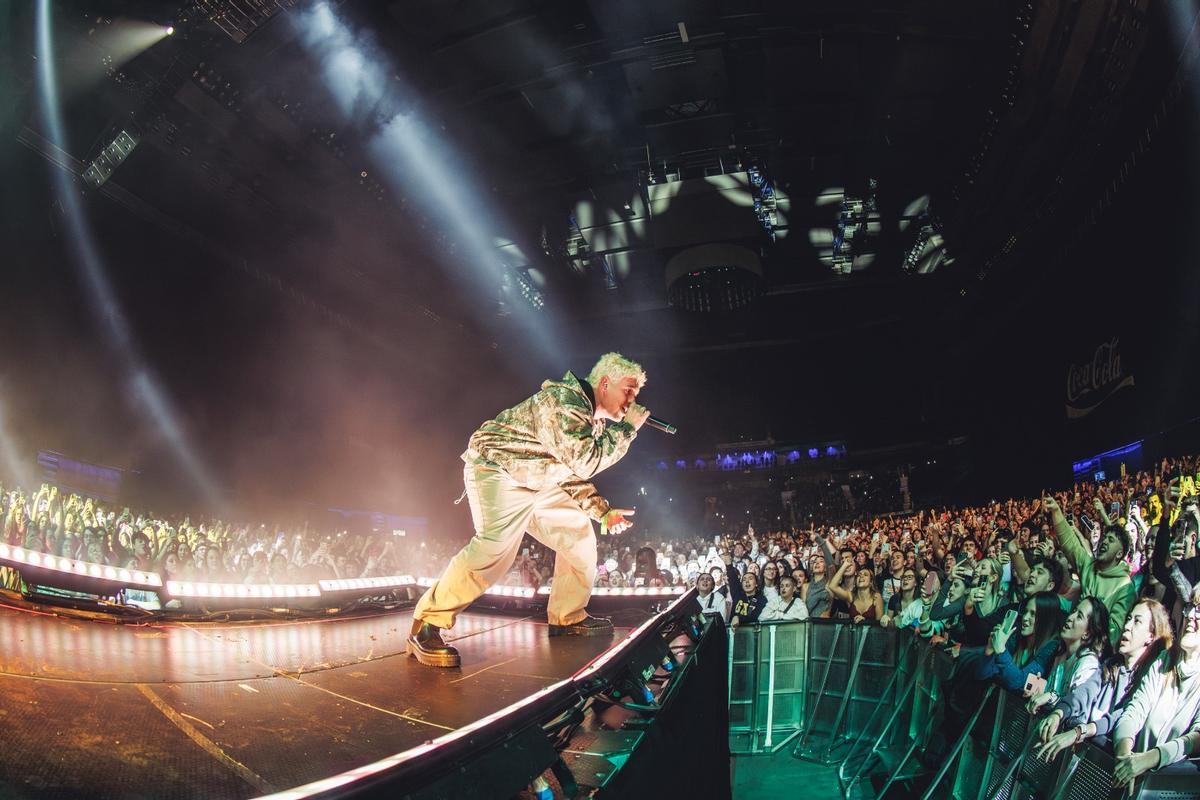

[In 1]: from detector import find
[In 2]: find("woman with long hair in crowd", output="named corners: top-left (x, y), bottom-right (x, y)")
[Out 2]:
top-left (760, 561), bottom-right (781, 602)
top-left (881, 566), bottom-right (923, 629)
top-left (160, 550), bottom-right (183, 582)
top-left (975, 591), bottom-right (1066, 693)
top-left (774, 559), bottom-right (791, 593)
top-left (830, 560), bottom-right (884, 624)
top-left (920, 571), bottom-right (969, 640)
top-left (1111, 588), bottom-right (1200, 787)
top-left (1026, 596), bottom-right (1111, 716)
top-left (1035, 598), bottom-right (1173, 760)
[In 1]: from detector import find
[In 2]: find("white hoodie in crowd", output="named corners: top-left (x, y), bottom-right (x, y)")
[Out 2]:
top-left (1113, 651), bottom-right (1200, 769)
top-left (761, 593), bottom-right (810, 622)
top-left (696, 587), bottom-right (730, 623)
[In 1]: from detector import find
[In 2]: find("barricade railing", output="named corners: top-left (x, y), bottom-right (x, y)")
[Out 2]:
top-left (727, 620), bottom-right (900, 758)
top-left (727, 620), bottom-right (810, 754)
top-left (727, 622), bottom-right (1200, 800)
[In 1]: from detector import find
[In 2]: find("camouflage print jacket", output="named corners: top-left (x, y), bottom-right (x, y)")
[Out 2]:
top-left (462, 372), bottom-right (638, 521)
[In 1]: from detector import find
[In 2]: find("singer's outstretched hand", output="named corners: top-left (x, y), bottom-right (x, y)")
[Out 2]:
top-left (605, 508), bottom-right (636, 535)
top-left (623, 403), bottom-right (651, 430)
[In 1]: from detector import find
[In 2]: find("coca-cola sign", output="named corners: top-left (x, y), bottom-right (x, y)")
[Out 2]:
top-left (1066, 336), bottom-right (1134, 419)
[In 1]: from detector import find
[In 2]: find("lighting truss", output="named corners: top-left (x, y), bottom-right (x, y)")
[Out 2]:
top-left (512, 268), bottom-right (545, 310)
top-left (566, 212), bottom-right (616, 289)
top-left (81, 130), bottom-right (138, 188)
top-left (180, 0), bottom-right (301, 44)
top-left (902, 214), bottom-right (954, 275)
top-left (830, 179), bottom-right (881, 276)
top-left (747, 164), bottom-right (779, 241)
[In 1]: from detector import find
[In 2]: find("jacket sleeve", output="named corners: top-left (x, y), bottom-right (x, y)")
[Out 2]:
top-left (1053, 515), bottom-right (1092, 576)
top-left (760, 597), bottom-right (781, 621)
top-left (1151, 523), bottom-right (1173, 592)
top-left (818, 534), bottom-right (836, 568)
top-left (744, 594), bottom-right (767, 623)
top-left (556, 476), bottom-right (611, 522)
top-left (929, 578), bottom-right (965, 622)
top-left (1169, 562), bottom-right (1195, 602)
top-left (1155, 717), bottom-right (1200, 769)
top-left (1105, 582), bottom-right (1138, 646)
top-left (1051, 662), bottom-right (1103, 726)
top-left (1092, 705), bottom-right (1123, 739)
top-left (1113, 655), bottom-right (1165, 745)
top-left (726, 561), bottom-right (747, 604)
top-left (980, 639), bottom-right (1056, 692)
top-left (533, 386), bottom-right (637, 480)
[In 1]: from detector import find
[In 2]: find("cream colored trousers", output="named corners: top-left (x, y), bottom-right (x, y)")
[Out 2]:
top-left (414, 463), bottom-right (598, 628)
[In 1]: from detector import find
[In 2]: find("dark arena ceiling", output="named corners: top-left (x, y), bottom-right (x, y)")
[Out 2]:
top-left (1, 0), bottom-right (1192, 510)
top-left (7, 1), bottom-right (1175, 346)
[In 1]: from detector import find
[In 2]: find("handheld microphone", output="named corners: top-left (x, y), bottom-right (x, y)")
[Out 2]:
top-left (645, 415), bottom-right (677, 435)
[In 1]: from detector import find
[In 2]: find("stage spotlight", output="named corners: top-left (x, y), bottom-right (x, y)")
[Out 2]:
top-left (165, 26), bottom-right (175, 36)
top-left (34, 1), bottom-right (224, 510)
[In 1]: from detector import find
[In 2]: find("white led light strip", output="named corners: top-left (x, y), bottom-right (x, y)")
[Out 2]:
top-left (249, 676), bottom-right (575, 800)
top-left (574, 587), bottom-right (696, 677)
top-left (248, 586), bottom-right (698, 800)
top-left (165, 581), bottom-right (321, 599)
top-left (0, 543), bottom-right (162, 588)
top-left (318, 575), bottom-right (416, 592)
top-left (535, 585), bottom-right (685, 597)
top-left (484, 584), bottom-right (535, 599)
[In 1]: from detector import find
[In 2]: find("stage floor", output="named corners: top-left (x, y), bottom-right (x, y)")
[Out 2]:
top-left (0, 603), bottom-right (631, 799)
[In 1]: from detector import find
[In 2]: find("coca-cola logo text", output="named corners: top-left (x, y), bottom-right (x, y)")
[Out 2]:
top-left (1066, 337), bottom-right (1124, 404)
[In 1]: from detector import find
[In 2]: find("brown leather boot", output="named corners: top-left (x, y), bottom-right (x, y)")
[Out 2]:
top-left (407, 620), bottom-right (461, 667)
top-left (548, 614), bottom-right (614, 637)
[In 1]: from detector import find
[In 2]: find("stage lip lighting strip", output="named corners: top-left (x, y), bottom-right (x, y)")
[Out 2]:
top-left (248, 675), bottom-right (579, 800)
top-left (536, 585), bottom-right (686, 597)
top-left (317, 575), bottom-right (416, 592)
top-left (570, 586), bottom-right (699, 681)
top-left (246, 588), bottom-right (698, 800)
top-left (164, 580), bottom-right (321, 599)
top-left (246, 592), bottom-right (696, 796)
top-left (0, 543), bottom-right (163, 588)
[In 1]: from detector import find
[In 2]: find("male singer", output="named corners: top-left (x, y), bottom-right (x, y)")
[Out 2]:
top-left (407, 352), bottom-right (651, 667)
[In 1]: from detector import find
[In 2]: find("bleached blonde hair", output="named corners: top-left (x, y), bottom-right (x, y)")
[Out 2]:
top-left (587, 352), bottom-right (647, 389)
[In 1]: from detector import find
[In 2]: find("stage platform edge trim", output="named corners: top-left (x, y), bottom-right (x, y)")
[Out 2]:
top-left (250, 587), bottom-right (701, 800)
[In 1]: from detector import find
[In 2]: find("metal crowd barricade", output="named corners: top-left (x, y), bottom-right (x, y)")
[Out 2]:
top-left (727, 621), bottom-right (901, 759)
top-left (794, 621), bottom-right (903, 765)
top-left (728, 623), bottom-right (1200, 800)
top-left (838, 630), bottom-right (931, 798)
top-left (727, 620), bottom-right (810, 754)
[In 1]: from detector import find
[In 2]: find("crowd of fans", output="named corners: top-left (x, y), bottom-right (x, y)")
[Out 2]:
top-left (681, 455), bottom-right (1200, 786)
top-left (3, 453), bottom-right (1199, 783)
top-left (0, 483), bottom-right (459, 589)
